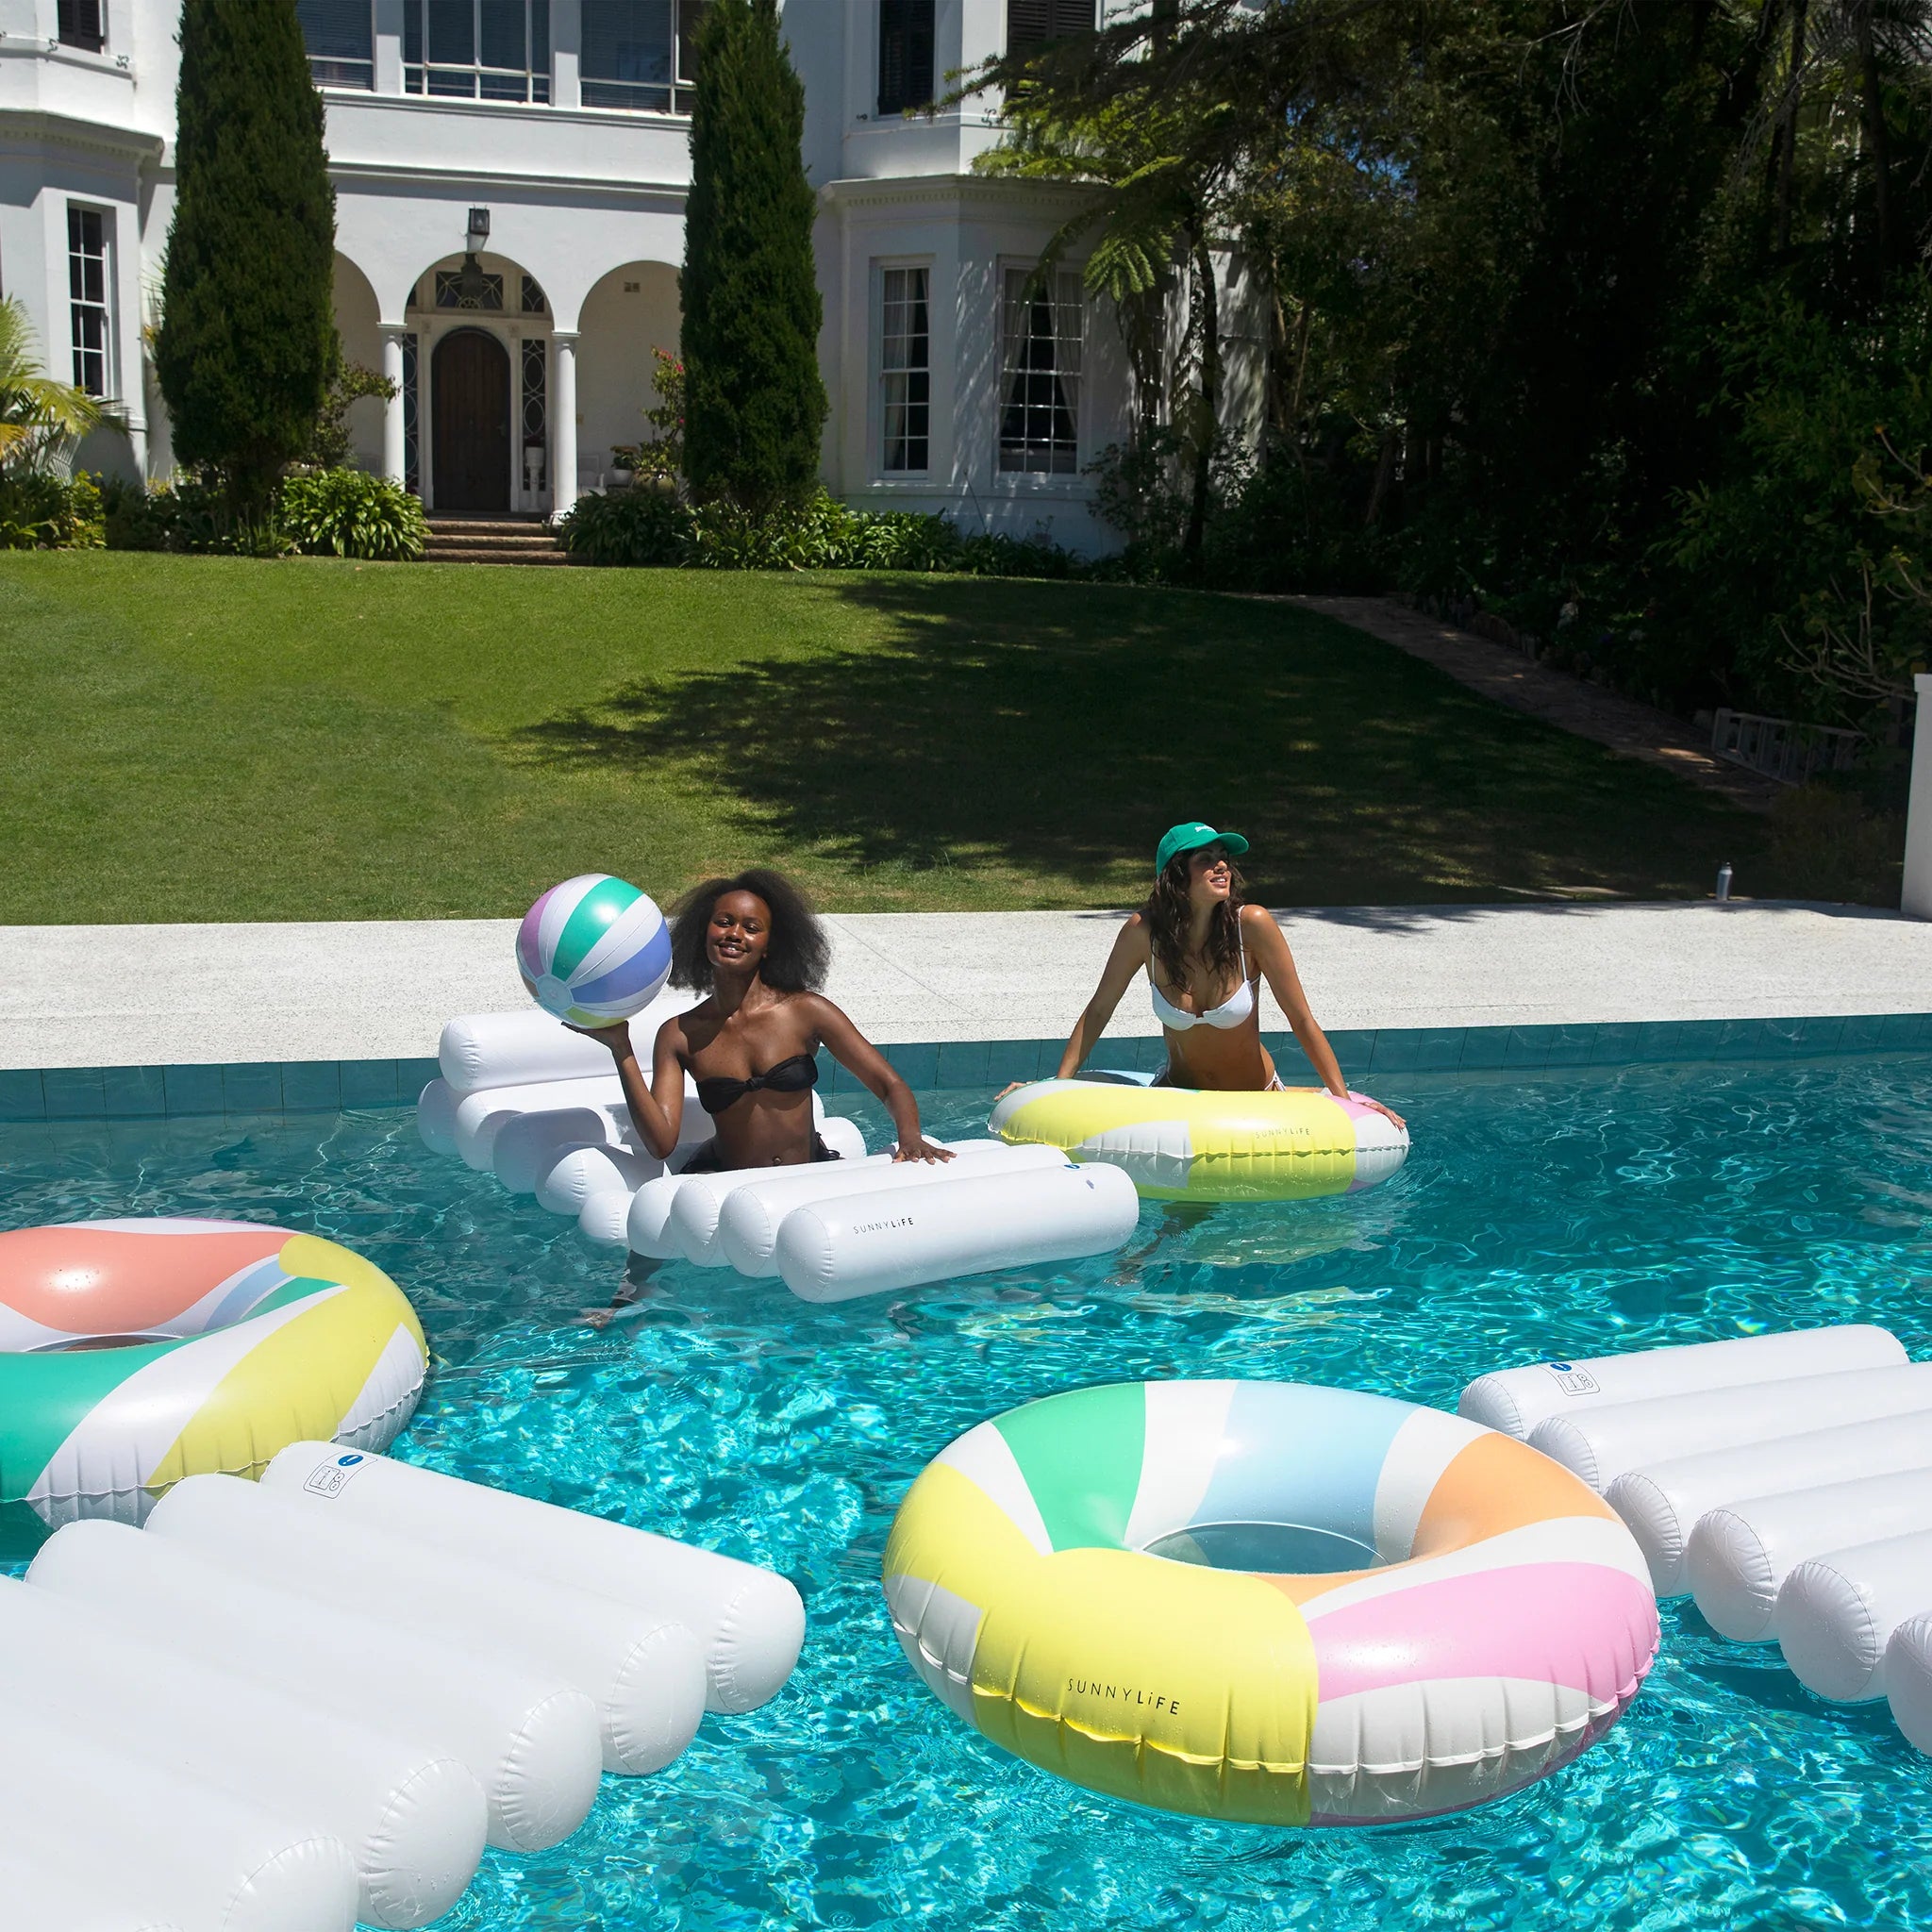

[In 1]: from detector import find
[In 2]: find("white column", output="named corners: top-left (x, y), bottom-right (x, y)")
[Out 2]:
top-left (1904, 673), bottom-right (1932, 916)
top-left (552, 331), bottom-right (579, 515)
top-left (551, 0), bottom-right (582, 107)
top-left (374, 0), bottom-right (406, 92)
top-left (380, 328), bottom-right (407, 483)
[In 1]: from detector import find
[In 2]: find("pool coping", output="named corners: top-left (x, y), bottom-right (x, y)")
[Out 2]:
top-left (6, 1012), bottom-right (1928, 1123)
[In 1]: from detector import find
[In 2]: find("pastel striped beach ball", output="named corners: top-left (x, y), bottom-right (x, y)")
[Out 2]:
top-left (517, 874), bottom-right (672, 1027)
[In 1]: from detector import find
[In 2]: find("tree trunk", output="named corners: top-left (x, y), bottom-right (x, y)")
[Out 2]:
top-left (1774, 0), bottom-right (1807, 252)
top-left (1362, 423), bottom-right (1398, 526)
top-left (1853, 0), bottom-right (1891, 264)
top-left (1183, 228), bottom-right (1219, 559)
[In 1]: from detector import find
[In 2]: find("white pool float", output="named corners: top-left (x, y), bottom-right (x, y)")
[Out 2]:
top-left (715, 1141), bottom-right (1072, 1277)
top-left (147, 1473), bottom-right (708, 1774)
top-left (1685, 1468), bottom-right (1932, 1642)
top-left (438, 1005), bottom-right (695, 1094)
top-left (1605, 1409), bottom-right (1932, 1595)
top-left (1884, 1614), bottom-right (1932, 1749)
top-left (0, 1706), bottom-right (358, 1932)
top-left (778, 1160), bottom-right (1141, 1304)
top-left (1777, 1527), bottom-right (1932, 1700)
top-left (1459, 1325), bottom-right (1907, 1440)
top-left (0, 1574), bottom-right (483, 1929)
top-left (1529, 1361), bottom-right (1932, 1492)
top-left (262, 1441), bottom-right (804, 1715)
top-left (29, 1518), bottom-right (603, 1854)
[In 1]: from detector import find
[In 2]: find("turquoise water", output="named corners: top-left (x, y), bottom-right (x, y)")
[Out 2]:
top-left (7, 1053), bottom-right (1932, 1929)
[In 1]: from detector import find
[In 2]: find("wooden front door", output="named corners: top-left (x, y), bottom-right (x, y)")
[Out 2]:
top-left (431, 330), bottom-right (510, 512)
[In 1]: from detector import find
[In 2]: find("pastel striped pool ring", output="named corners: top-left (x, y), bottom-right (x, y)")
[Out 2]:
top-left (0, 1219), bottom-right (425, 1557)
top-left (517, 874), bottom-right (673, 1028)
top-left (884, 1380), bottom-right (1657, 1825)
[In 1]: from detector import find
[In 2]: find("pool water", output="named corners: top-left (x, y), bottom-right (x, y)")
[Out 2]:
top-left (7, 1053), bottom-right (1932, 1930)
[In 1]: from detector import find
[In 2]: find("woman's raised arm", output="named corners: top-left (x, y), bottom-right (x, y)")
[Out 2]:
top-left (1052, 916), bottom-right (1149, 1081)
top-left (571, 1015), bottom-right (689, 1158)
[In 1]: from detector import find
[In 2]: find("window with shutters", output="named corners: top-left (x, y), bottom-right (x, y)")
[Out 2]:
top-left (404, 0), bottom-right (551, 99)
top-left (67, 206), bottom-right (110, 398)
top-left (297, 0), bottom-right (374, 86)
top-left (876, 0), bottom-right (933, 115)
top-left (877, 264), bottom-right (930, 474)
top-left (997, 266), bottom-right (1081, 475)
top-left (1006, 0), bottom-right (1091, 49)
top-left (57, 0), bottom-right (104, 53)
top-left (580, 0), bottom-right (701, 113)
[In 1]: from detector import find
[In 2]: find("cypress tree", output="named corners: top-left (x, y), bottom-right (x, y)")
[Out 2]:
top-left (158, 0), bottom-right (337, 518)
top-left (681, 0), bottom-right (828, 513)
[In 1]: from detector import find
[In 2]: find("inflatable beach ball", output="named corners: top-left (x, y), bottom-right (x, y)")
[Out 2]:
top-left (517, 873), bottom-right (672, 1027)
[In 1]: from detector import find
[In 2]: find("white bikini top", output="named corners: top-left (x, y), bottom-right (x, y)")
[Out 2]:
top-left (1149, 920), bottom-right (1257, 1032)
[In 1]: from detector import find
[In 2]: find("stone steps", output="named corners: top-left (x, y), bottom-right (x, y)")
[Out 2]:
top-left (423, 517), bottom-right (575, 565)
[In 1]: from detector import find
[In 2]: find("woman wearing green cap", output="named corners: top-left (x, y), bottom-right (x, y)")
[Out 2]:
top-left (1028, 823), bottom-right (1403, 1125)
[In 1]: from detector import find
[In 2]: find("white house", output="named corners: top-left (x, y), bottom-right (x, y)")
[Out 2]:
top-left (0, 0), bottom-right (1155, 549)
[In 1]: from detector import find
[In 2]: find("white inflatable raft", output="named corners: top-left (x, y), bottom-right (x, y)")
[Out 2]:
top-left (1462, 1325), bottom-right (1932, 1753)
top-left (421, 1011), bottom-right (1142, 1300)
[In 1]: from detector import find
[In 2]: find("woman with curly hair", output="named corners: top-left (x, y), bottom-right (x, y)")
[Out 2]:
top-left (574, 867), bottom-right (951, 1172)
top-left (1029, 824), bottom-right (1404, 1125)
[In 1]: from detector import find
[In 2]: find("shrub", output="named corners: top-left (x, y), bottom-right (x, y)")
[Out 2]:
top-left (0, 471), bottom-right (104, 549)
top-left (555, 487), bottom-right (690, 566)
top-left (281, 469), bottom-right (427, 560)
top-left (98, 472), bottom-right (173, 551)
top-left (1760, 779), bottom-right (1906, 906)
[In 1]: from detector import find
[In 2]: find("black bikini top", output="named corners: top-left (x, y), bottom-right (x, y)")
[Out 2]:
top-left (694, 1052), bottom-right (820, 1117)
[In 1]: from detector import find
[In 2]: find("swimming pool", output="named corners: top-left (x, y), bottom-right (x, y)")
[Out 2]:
top-left (6, 1051), bottom-right (1932, 1929)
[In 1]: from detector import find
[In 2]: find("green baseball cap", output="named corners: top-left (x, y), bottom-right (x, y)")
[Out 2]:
top-left (1156, 822), bottom-right (1249, 874)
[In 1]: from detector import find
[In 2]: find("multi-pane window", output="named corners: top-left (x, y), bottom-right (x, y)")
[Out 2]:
top-left (67, 207), bottom-right (110, 398)
top-left (879, 266), bottom-right (930, 474)
top-left (877, 0), bottom-right (933, 114)
top-left (297, 0), bottom-right (374, 87)
top-left (998, 267), bottom-right (1081, 474)
top-left (581, 0), bottom-right (701, 113)
top-left (58, 0), bottom-right (104, 52)
top-left (1006, 0), bottom-right (1091, 47)
top-left (405, 0), bottom-right (551, 100)
top-left (521, 275), bottom-right (548, 315)
top-left (435, 268), bottom-right (505, 308)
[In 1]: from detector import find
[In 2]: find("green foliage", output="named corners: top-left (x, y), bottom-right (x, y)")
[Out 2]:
top-left (612, 348), bottom-right (686, 481)
top-left (281, 470), bottom-right (428, 560)
top-left (157, 0), bottom-right (338, 516)
top-left (0, 471), bottom-right (104, 549)
top-left (554, 485), bottom-right (1076, 575)
top-left (306, 362), bottom-right (398, 471)
top-left (0, 298), bottom-right (118, 473)
top-left (681, 0), bottom-right (826, 513)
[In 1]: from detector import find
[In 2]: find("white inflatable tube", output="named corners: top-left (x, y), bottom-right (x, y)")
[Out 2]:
top-left (451, 1074), bottom-right (626, 1171)
top-left (1528, 1362), bottom-right (1932, 1493)
top-left (625, 1114), bottom-right (871, 1259)
top-left (1777, 1526), bottom-right (1932, 1700)
top-left (716, 1141), bottom-right (1072, 1278)
top-left (438, 1005), bottom-right (693, 1095)
top-left (417, 1079), bottom-right (459, 1158)
top-left (263, 1441), bottom-right (804, 1715)
top-left (0, 1574), bottom-right (484, 1930)
top-left (778, 1159), bottom-right (1141, 1304)
top-left (0, 1841), bottom-right (184, 1932)
top-left (580, 1182), bottom-right (638, 1247)
top-left (0, 1706), bottom-right (358, 1932)
top-left (491, 1078), bottom-right (711, 1194)
top-left (1684, 1467), bottom-right (1932, 1644)
top-left (536, 1143), bottom-right (656, 1219)
top-left (1884, 1613), bottom-right (1932, 1754)
top-left (28, 1519), bottom-right (603, 1855)
top-left (148, 1473), bottom-right (708, 1774)
top-left (1604, 1408), bottom-right (1932, 1596)
top-left (1460, 1324), bottom-right (1906, 1441)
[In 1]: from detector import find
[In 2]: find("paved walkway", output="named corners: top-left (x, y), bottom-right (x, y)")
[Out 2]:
top-left (1288, 596), bottom-right (1782, 812)
top-left (5, 902), bottom-right (1928, 1069)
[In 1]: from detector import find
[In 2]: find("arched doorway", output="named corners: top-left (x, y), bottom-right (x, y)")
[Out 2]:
top-left (432, 329), bottom-right (510, 511)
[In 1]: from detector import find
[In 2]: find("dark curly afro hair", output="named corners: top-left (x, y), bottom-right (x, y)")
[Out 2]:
top-left (668, 868), bottom-right (831, 994)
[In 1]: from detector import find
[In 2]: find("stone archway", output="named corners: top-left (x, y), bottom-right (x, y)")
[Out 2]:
top-left (431, 328), bottom-right (512, 512)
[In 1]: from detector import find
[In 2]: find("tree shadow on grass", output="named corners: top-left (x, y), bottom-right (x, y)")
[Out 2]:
top-left (503, 576), bottom-right (1765, 904)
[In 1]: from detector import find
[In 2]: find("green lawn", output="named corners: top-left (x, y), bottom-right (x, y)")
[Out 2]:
top-left (0, 552), bottom-right (1768, 921)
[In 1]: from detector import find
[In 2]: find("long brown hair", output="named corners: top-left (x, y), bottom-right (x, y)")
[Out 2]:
top-left (1142, 852), bottom-right (1247, 997)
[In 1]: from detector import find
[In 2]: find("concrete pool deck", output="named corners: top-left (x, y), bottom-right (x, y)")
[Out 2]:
top-left (4, 899), bottom-right (1929, 1072)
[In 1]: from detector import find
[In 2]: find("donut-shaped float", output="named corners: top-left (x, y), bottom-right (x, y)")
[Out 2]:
top-left (0, 1219), bottom-right (425, 1556)
top-left (990, 1079), bottom-right (1407, 1202)
top-left (884, 1380), bottom-right (1657, 1824)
